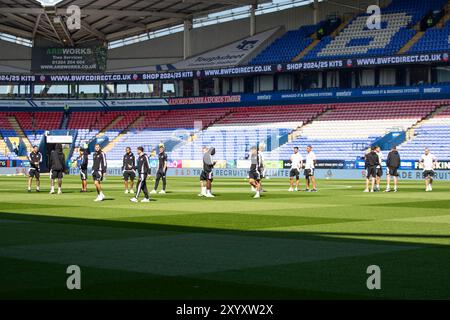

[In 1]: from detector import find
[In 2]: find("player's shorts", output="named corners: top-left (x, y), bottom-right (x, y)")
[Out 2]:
top-left (29, 168), bottom-right (40, 179)
top-left (123, 170), bottom-right (135, 181)
top-left (80, 169), bottom-right (88, 181)
top-left (423, 170), bottom-right (435, 178)
top-left (366, 166), bottom-right (377, 179)
top-left (387, 167), bottom-right (399, 177)
top-left (304, 168), bottom-right (315, 177)
top-left (156, 169), bottom-right (167, 179)
top-left (92, 170), bottom-right (104, 182)
top-left (51, 170), bottom-right (63, 180)
top-left (248, 169), bottom-right (261, 181)
top-left (200, 170), bottom-right (213, 181)
top-left (290, 168), bottom-right (300, 179)
top-left (376, 167), bottom-right (383, 177)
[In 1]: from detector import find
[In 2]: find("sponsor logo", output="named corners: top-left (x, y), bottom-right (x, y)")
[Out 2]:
top-left (236, 40), bottom-right (258, 51)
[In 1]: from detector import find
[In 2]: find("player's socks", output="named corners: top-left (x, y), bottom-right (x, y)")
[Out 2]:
top-left (125, 189), bottom-right (129, 194)
top-left (251, 186), bottom-right (256, 192)
top-left (130, 189), bottom-right (134, 194)
top-left (294, 187), bottom-right (298, 192)
top-left (50, 187), bottom-right (55, 194)
top-left (201, 187), bottom-right (207, 196)
top-left (150, 190), bottom-right (157, 194)
top-left (253, 192), bottom-right (260, 198)
top-left (57, 188), bottom-right (62, 194)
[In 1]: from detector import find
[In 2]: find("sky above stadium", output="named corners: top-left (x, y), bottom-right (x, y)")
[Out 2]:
top-left (37, 0), bottom-right (63, 6)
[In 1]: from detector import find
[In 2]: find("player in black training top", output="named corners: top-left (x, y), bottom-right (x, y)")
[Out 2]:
top-left (49, 144), bottom-right (66, 195)
top-left (122, 147), bottom-right (136, 195)
top-left (363, 146), bottom-right (380, 193)
top-left (151, 144), bottom-right (168, 194)
top-left (92, 144), bottom-right (107, 202)
top-left (130, 146), bottom-right (151, 203)
top-left (385, 146), bottom-right (401, 192)
top-left (77, 148), bottom-right (89, 192)
top-left (27, 145), bottom-right (42, 192)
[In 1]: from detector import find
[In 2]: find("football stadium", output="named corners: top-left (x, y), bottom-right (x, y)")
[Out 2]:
top-left (0, 0), bottom-right (449, 305)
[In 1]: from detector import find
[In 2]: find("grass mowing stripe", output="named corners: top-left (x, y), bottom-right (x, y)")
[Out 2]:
top-left (0, 233), bottom-right (417, 276)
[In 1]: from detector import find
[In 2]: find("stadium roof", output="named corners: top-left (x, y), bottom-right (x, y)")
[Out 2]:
top-left (0, 0), bottom-right (267, 46)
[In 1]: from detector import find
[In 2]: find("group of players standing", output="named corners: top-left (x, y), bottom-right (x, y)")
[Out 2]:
top-left (26, 144), bottom-right (168, 202)
top-left (197, 144), bottom-right (318, 199)
top-left (364, 145), bottom-right (439, 192)
top-left (26, 142), bottom-right (440, 199)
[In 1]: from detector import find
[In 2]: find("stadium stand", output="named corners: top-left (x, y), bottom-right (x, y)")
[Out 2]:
top-left (250, 24), bottom-right (319, 65)
top-left (302, 0), bottom-right (448, 61)
top-left (265, 100), bottom-right (445, 161)
top-left (398, 105), bottom-right (450, 159)
top-left (409, 19), bottom-right (450, 53)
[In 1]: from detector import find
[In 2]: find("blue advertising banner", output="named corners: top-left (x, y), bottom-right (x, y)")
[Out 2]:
top-left (0, 52), bottom-right (448, 83)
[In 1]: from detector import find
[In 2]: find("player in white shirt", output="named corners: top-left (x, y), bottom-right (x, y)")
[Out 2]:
top-left (419, 148), bottom-right (438, 192)
top-left (289, 147), bottom-right (303, 192)
top-left (304, 145), bottom-right (317, 192)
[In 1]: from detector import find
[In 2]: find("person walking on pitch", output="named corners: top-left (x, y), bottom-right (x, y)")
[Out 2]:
top-left (92, 144), bottom-right (107, 201)
top-left (78, 148), bottom-right (89, 192)
top-left (419, 148), bottom-right (438, 192)
top-left (122, 147), bottom-right (136, 194)
top-left (151, 144), bottom-right (168, 194)
top-left (49, 144), bottom-right (66, 195)
top-left (131, 146), bottom-right (151, 202)
top-left (248, 147), bottom-right (262, 198)
top-left (385, 146), bottom-right (401, 192)
top-left (304, 145), bottom-right (317, 192)
top-left (289, 147), bottom-right (303, 192)
top-left (199, 146), bottom-right (216, 197)
top-left (27, 145), bottom-right (42, 192)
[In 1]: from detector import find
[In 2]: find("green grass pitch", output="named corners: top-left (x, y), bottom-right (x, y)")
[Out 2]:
top-left (0, 175), bottom-right (449, 299)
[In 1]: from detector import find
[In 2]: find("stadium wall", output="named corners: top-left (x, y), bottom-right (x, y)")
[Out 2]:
top-left (2, 167), bottom-right (450, 181)
top-left (0, 40), bottom-right (31, 73)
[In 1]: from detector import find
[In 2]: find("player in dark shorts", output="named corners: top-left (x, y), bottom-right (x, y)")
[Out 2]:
top-left (248, 147), bottom-right (262, 198)
top-left (27, 145), bottom-right (42, 192)
top-left (49, 144), bottom-right (66, 195)
top-left (151, 144), bottom-right (168, 194)
top-left (92, 144), bottom-right (107, 202)
top-left (130, 146), bottom-right (151, 203)
top-left (78, 148), bottom-right (89, 192)
top-left (364, 146), bottom-right (379, 193)
top-left (385, 146), bottom-right (401, 192)
top-left (122, 147), bottom-right (136, 195)
top-left (199, 146), bottom-right (216, 197)
top-left (374, 146), bottom-right (383, 191)
top-left (289, 147), bottom-right (303, 192)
